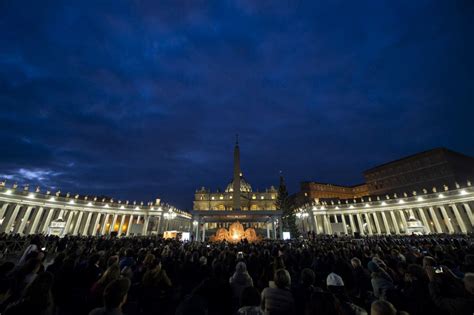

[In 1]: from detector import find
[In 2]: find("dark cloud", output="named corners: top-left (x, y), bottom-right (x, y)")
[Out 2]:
top-left (0, 0), bottom-right (473, 209)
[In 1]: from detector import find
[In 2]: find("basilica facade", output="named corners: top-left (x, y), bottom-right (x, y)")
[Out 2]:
top-left (191, 139), bottom-right (282, 241)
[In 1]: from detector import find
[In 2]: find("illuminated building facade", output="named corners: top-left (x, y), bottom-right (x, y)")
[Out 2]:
top-left (191, 139), bottom-right (282, 240)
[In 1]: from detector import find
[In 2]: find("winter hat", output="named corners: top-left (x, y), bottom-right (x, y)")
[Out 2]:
top-left (326, 272), bottom-right (344, 287)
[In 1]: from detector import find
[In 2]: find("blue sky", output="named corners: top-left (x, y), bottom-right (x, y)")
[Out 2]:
top-left (0, 0), bottom-right (473, 209)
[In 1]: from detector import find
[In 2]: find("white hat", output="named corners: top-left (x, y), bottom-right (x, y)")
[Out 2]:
top-left (326, 272), bottom-right (344, 287)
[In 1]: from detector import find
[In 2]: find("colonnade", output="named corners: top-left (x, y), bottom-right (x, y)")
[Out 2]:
top-left (0, 187), bottom-right (191, 236)
top-left (297, 186), bottom-right (474, 235)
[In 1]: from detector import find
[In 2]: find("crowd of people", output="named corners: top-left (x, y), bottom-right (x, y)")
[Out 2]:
top-left (0, 232), bottom-right (473, 315)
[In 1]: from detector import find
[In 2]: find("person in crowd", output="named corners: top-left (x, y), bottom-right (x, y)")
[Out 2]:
top-left (230, 262), bottom-right (254, 306)
top-left (261, 268), bottom-right (294, 315)
top-left (90, 264), bottom-right (121, 309)
top-left (326, 272), bottom-right (368, 315)
top-left (89, 278), bottom-right (131, 315)
top-left (370, 300), bottom-right (397, 315)
top-left (350, 257), bottom-right (372, 306)
top-left (368, 260), bottom-right (394, 299)
top-left (237, 286), bottom-right (263, 315)
top-left (0, 233), bottom-right (474, 315)
top-left (293, 268), bottom-right (317, 314)
top-left (4, 271), bottom-right (54, 315)
top-left (426, 266), bottom-right (474, 315)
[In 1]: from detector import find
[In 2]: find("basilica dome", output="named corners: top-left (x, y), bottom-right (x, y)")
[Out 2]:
top-left (225, 174), bottom-right (252, 192)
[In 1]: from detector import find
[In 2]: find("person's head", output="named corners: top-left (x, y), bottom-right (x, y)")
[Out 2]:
top-left (143, 253), bottom-right (155, 266)
top-left (22, 271), bottom-right (54, 311)
top-left (300, 268), bottom-right (315, 287)
top-left (235, 261), bottom-right (247, 273)
top-left (199, 256), bottom-right (207, 266)
top-left (99, 264), bottom-right (121, 286)
top-left (463, 273), bottom-right (474, 295)
top-left (274, 268), bottom-right (291, 289)
top-left (326, 272), bottom-right (344, 294)
top-left (405, 264), bottom-right (426, 282)
top-left (103, 278), bottom-right (131, 310)
top-left (368, 261), bottom-right (380, 273)
top-left (107, 255), bottom-right (119, 267)
top-left (305, 291), bottom-right (338, 315)
top-left (351, 257), bottom-right (361, 268)
top-left (423, 256), bottom-right (437, 268)
top-left (240, 286), bottom-right (260, 307)
top-left (371, 300), bottom-right (397, 315)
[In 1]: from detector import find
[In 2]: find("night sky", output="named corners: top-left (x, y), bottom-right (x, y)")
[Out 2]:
top-left (1, 1), bottom-right (473, 210)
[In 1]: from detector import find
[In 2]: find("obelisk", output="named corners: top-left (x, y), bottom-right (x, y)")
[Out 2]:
top-left (232, 135), bottom-right (241, 211)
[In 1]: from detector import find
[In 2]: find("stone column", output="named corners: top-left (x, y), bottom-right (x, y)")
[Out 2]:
top-left (333, 215), bottom-right (339, 223)
top-left (389, 211), bottom-right (400, 234)
top-left (364, 213), bottom-right (373, 235)
top-left (73, 211), bottom-right (84, 235)
top-left (18, 206), bottom-right (34, 235)
top-left (450, 204), bottom-right (467, 234)
top-left (101, 214), bottom-right (110, 235)
top-left (429, 207), bottom-right (443, 233)
top-left (349, 214), bottom-right (357, 235)
top-left (64, 211), bottom-right (75, 235)
top-left (82, 212), bottom-right (93, 236)
top-left (202, 222), bottom-right (206, 241)
top-left (372, 212), bottom-right (382, 235)
top-left (462, 203), bottom-right (474, 226)
top-left (356, 214), bottom-right (364, 235)
top-left (417, 208), bottom-right (431, 233)
top-left (272, 218), bottom-right (276, 239)
top-left (111, 214), bottom-right (118, 234)
top-left (3, 204), bottom-right (21, 233)
top-left (309, 212), bottom-right (317, 232)
top-left (42, 209), bottom-right (56, 234)
top-left (324, 215), bottom-right (332, 234)
top-left (399, 210), bottom-right (408, 233)
top-left (408, 209), bottom-right (416, 218)
top-left (29, 207), bottom-right (44, 234)
top-left (91, 213), bottom-right (101, 235)
top-left (142, 216), bottom-right (150, 236)
top-left (266, 223), bottom-right (270, 238)
top-left (380, 212), bottom-right (390, 234)
top-left (0, 203), bottom-right (9, 222)
top-left (439, 205), bottom-right (454, 234)
top-left (118, 215), bottom-right (126, 236)
top-left (126, 215), bottom-right (134, 236)
top-left (341, 215), bottom-right (348, 234)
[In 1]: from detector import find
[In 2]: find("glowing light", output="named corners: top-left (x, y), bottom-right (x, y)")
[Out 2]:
top-left (335, 206), bottom-right (339, 210)
top-left (365, 203), bottom-right (370, 208)
top-left (135, 206), bottom-right (140, 210)
top-left (417, 197), bottom-right (424, 201)
top-left (438, 194), bottom-right (444, 198)
top-left (104, 204), bottom-right (109, 208)
top-left (87, 202), bottom-right (93, 206)
top-left (193, 220), bottom-right (198, 226)
top-left (349, 205), bottom-right (354, 209)
top-left (120, 205), bottom-right (125, 209)
top-left (381, 201), bottom-right (387, 206)
top-left (27, 193), bottom-right (35, 199)
top-left (398, 200), bottom-right (405, 204)
top-left (49, 197), bottom-right (55, 201)
top-left (460, 190), bottom-right (467, 195)
top-left (5, 189), bottom-right (12, 195)
top-left (69, 200), bottom-right (75, 204)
